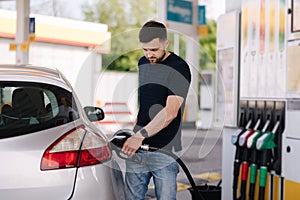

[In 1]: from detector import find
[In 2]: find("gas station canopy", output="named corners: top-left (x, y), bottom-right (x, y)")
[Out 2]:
top-left (1, 0), bottom-right (111, 64)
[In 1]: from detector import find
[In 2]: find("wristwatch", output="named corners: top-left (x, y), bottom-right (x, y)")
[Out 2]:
top-left (140, 128), bottom-right (149, 138)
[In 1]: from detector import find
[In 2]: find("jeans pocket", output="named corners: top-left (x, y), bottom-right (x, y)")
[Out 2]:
top-left (129, 154), bottom-right (142, 164)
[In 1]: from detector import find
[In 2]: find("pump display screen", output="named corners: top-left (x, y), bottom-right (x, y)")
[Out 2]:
top-left (217, 47), bottom-right (238, 126)
top-left (287, 44), bottom-right (300, 95)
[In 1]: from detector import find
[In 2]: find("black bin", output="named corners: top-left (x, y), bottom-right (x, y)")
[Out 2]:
top-left (188, 185), bottom-right (221, 200)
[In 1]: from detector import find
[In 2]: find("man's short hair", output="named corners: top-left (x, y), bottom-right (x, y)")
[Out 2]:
top-left (139, 20), bottom-right (167, 43)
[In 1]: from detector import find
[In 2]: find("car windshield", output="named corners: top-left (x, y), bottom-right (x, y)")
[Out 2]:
top-left (0, 81), bottom-right (79, 138)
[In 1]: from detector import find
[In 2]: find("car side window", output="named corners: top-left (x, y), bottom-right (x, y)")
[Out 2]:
top-left (0, 82), bottom-right (79, 138)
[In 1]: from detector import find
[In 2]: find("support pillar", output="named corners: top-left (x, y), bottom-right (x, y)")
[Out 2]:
top-left (15, 0), bottom-right (30, 64)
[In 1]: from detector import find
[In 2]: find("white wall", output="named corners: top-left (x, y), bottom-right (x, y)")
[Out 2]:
top-left (30, 42), bottom-right (92, 86)
top-left (94, 71), bottom-right (138, 115)
top-left (0, 38), bottom-right (16, 64)
top-left (1, 38), bottom-right (92, 86)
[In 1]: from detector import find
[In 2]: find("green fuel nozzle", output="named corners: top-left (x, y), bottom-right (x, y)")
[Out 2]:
top-left (256, 132), bottom-right (276, 150)
top-left (256, 120), bottom-right (280, 150)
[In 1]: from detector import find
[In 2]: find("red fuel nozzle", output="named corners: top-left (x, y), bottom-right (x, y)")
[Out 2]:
top-left (239, 129), bottom-right (256, 147)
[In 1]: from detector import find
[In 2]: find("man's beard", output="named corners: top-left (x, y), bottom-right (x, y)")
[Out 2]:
top-left (148, 50), bottom-right (166, 63)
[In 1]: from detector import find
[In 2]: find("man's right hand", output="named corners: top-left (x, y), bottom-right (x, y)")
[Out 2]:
top-left (121, 133), bottom-right (145, 156)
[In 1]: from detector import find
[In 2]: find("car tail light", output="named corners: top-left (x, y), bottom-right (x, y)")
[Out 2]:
top-left (41, 126), bottom-right (111, 170)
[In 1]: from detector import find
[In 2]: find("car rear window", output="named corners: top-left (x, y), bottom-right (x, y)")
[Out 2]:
top-left (0, 81), bottom-right (79, 138)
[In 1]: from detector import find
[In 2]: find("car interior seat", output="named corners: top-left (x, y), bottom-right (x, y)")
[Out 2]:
top-left (1, 104), bottom-right (12, 115)
top-left (1, 104), bottom-right (13, 125)
top-left (11, 88), bottom-right (45, 124)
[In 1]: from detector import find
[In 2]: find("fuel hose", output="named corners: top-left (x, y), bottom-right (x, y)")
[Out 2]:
top-left (140, 145), bottom-right (206, 200)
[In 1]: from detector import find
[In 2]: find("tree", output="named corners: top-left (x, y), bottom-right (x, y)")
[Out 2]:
top-left (199, 19), bottom-right (217, 71)
top-left (82, 0), bottom-right (157, 72)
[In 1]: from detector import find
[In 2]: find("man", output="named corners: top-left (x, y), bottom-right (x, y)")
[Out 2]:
top-left (121, 20), bottom-right (191, 200)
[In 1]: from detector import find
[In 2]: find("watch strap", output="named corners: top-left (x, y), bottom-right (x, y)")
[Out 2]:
top-left (140, 128), bottom-right (148, 138)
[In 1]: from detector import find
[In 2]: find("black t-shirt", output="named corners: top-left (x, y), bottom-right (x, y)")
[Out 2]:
top-left (135, 52), bottom-right (191, 151)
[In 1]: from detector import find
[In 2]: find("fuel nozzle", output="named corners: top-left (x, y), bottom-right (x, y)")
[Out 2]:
top-left (231, 128), bottom-right (244, 146)
top-left (239, 129), bottom-right (256, 147)
top-left (256, 121), bottom-right (279, 151)
top-left (247, 120), bottom-right (270, 149)
top-left (232, 119), bottom-right (253, 146)
top-left (109, 129), bottom-right (150, 159)
top-left (109, 129), bottom-right (135, 159)
top-left (239, 119), bottom-right (261, 147)
top-left (110, 129), bottom-right (134, 149)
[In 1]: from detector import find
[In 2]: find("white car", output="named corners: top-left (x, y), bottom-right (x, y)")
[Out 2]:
top-left (0, 64), bottom-right (124, 200)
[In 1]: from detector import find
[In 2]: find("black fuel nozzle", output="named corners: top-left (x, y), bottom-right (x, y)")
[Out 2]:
top-left (109, 129), bottom-right (149, 160)
top-left (109, 129), bottom-right (135, 160)
top-left (110, 129), bottom-right (134, 147)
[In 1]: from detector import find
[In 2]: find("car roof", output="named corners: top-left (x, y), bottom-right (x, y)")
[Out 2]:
top-left (0, 64), bottom-right (72, 91)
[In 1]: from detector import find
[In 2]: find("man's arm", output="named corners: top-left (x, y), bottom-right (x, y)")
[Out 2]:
top-left (121, 95), bottom-right (184, 156)
top-left (142, 95), bottom-right (184, 136)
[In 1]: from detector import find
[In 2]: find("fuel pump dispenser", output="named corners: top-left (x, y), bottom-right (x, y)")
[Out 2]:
top-left (229, 100), bottom-right (285, 200)
top-left (217, 1), bottom-right (297, 199)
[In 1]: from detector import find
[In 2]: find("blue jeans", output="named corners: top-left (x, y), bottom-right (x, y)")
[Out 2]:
top-left (125, 150), bottom-right (180, 200)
